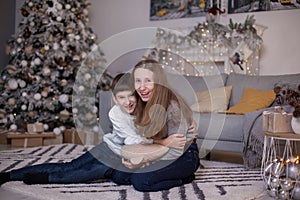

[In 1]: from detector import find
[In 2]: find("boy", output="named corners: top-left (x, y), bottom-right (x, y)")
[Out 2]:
top-left (103, 73), bottom-right (153, 155)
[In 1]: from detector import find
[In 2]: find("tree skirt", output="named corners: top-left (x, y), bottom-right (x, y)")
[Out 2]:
top-left (0, 144), bottom-right (273, 200)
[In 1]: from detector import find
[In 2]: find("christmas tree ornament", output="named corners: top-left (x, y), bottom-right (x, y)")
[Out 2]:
top-left (6, 65), bottom-right (17, 75)
top-left (72, 108), bottom-right (78, 114)
top-left (34, 93), bottom-right (42, 101)
top-left (10, 124), bottom-right (17, 131)
top-left (56, 16), bottom-right (62, 22)
top-left (21, 105), bottom-right (27, 111)
top-left (59, 94), bottom-right (69, 104)
top-left (59, 109), bottom-right (70, 120)
top-left (22, 92), bottom-right (28, 97)
top-left (44, 44), bottom-right (50, 51)
top-left (8, 79), bottom-right (18, 90)
top-left (59, 125), bottom-right (66, 132)
top-left (60, 79), bottom-right (68, 87)
top-left (18, 80), bottom-right (26, 88)
top-left (53, 127), bottom-right (61, 135)
top-left (42, 67), bottom-right (51, 76)
top-left (43, 124), bottom-right (49, 131)
top-left (17, 38), bottom-right (23, 44)
top-left (93, 125), bottom-right (99, 132)
top-left (84, 73), bottom-right (91, 81)
top-left (25, 45), bottom-right (33, 55)
top-left (53, 43), bottom-right (59, 50)
top-left (20, 8), bottom-right (29, 17)
top-left (34, 58), bottom-right (41, 65)
top-left (8, 98), bottom-right (16, 106)
top-left (78, 85), bottom-right (85, 92)
top-left (28, 111), bottom-right (35, 118)
top-left (21, 60), bottom-right (28, 67)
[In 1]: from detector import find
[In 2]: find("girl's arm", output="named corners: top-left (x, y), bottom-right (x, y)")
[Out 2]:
top-left (153, 134), bottom-right (186, 149)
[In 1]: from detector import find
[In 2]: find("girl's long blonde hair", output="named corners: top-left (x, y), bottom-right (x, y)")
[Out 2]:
top-left (133, 59), bottom-right (193, 139)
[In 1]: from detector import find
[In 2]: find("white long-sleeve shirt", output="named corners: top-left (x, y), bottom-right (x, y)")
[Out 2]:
top-left (103, 105), bottom-right (153, 156)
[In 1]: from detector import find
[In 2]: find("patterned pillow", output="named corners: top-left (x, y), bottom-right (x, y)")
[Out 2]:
top-left (190, 86), bottom-right (232, 113)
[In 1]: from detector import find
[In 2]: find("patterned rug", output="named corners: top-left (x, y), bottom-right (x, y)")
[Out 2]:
top-left (0, 144), bottom-right (273, 200)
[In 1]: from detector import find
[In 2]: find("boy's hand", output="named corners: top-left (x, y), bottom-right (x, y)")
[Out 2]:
top-left (122, 158), bottom-right (150, 169)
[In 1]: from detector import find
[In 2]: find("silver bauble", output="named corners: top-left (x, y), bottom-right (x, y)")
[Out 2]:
top-left (270, 177), bottom-right (280, 188)
top-left (267, 187), bottom-right (278, 197)
top-left (278, 189), bottom-right (290, 200)
top-left (288, 163), bottom-right (300, 180)
top-left (292, 185), bottom-right (300, 200)
top-left (280, 178), bottom-right (294, 191)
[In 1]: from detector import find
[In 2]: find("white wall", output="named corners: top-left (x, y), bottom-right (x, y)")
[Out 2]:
top-left (89, 0), bottom-right (300, 75)
top-left (15, 0), bottom-right (300, 75)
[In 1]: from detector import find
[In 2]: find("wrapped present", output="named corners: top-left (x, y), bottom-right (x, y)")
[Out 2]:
top-left (6, 132), bottom-right (56, 147)
top-left (27, 122), bottom-right (44, 134)
top-left (63, 129), bottom-right (100, 145)
top-left (63, 129), bottom-right (86, 145)
top-left (43, 134), bottom-right (63, 146)
top-left (263, 107), bottom-right (293, 133)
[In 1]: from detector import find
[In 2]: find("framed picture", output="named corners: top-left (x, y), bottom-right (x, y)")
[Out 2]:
top-left (150, 0), bottom-right (300, 21)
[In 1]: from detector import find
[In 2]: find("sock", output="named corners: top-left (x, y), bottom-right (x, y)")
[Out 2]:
top-left (23, 173), bottom-right (49, 185)
top-left (0, 172), bottom-right (11, 186)
top-left (181, 174), bottom-right (195, 184)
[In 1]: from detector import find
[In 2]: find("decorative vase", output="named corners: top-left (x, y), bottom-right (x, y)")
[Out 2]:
top-left (291, 117), bottom-right (300, 134)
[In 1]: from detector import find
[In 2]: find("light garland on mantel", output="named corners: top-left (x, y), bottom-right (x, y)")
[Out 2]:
top-left (145, 15), bottom-right (267, 77)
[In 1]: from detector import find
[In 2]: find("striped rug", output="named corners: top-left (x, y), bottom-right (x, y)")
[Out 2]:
top-left (0, 144), bottom-right (272, 200)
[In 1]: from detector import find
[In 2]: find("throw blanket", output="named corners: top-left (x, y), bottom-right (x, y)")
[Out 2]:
top-left (242, 105), bottom-right (293, 168)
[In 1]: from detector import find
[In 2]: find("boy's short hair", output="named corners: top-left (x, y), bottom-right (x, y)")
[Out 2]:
top-left (111, 73), bottom-right (134, 96)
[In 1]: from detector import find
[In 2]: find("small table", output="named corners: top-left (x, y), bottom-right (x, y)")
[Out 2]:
top-left (261, 132), bottom-right (300, 198)
top-left (261, 132), bottom-right (300, 170)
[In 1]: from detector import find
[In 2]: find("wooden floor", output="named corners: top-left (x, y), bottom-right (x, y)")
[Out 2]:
top-left (206, 150), bottom-right (244, 164)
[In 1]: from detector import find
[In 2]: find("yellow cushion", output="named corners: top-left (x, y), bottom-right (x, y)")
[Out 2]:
top-left (226, 88), bottom-right (276, 114)
top-left (191, 86), bottom-right (232, 113)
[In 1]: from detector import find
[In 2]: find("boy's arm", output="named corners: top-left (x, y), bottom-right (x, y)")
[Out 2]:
top-left (109, 107), bottom-right (153, 145)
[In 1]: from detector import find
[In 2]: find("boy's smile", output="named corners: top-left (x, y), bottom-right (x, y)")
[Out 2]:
top-left (113, 90), bottom-right (137, 114)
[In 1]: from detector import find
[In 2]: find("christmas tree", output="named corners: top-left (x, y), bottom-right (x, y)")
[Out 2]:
top-left (0, 0), bottom-right (107, 136)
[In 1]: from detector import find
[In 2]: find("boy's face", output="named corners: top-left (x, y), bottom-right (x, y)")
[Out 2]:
top-left (113, 90), bottom-right (136, 114)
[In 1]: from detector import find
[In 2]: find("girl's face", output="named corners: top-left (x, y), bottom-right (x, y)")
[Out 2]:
top-left (134, 68), bottom-right (155, 102)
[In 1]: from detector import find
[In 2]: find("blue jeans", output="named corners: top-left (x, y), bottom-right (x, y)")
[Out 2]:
top-left (112, 142), bottom-right (200, 192)
top-left (10, 143), bottom-right (119, 184)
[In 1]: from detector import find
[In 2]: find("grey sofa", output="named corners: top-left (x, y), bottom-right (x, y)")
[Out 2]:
top-left (99, 72), bottom-right (300, 162)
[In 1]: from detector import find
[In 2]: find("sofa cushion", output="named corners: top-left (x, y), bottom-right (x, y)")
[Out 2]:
top-left (226, 73), bottom-right (300, 107)
top-left (226, 88), bottom-right (276, 114)
top-left (191, 85), bottom-right (232, 113)
top-left (194, 112), bottom-right (244, 142)
top-left (167, 73), bottom-right (228, 106)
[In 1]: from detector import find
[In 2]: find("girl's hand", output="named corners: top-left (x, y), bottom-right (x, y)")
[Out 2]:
top-left (188, 119), bottom-right (197, 133)
top-left (161, 134), bottom-right (186, 149)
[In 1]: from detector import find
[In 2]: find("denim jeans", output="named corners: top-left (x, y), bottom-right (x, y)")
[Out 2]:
top-left (112, 142), bottom-right (200, 192)
top-left (10, 142), bottom-right (119, 184)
